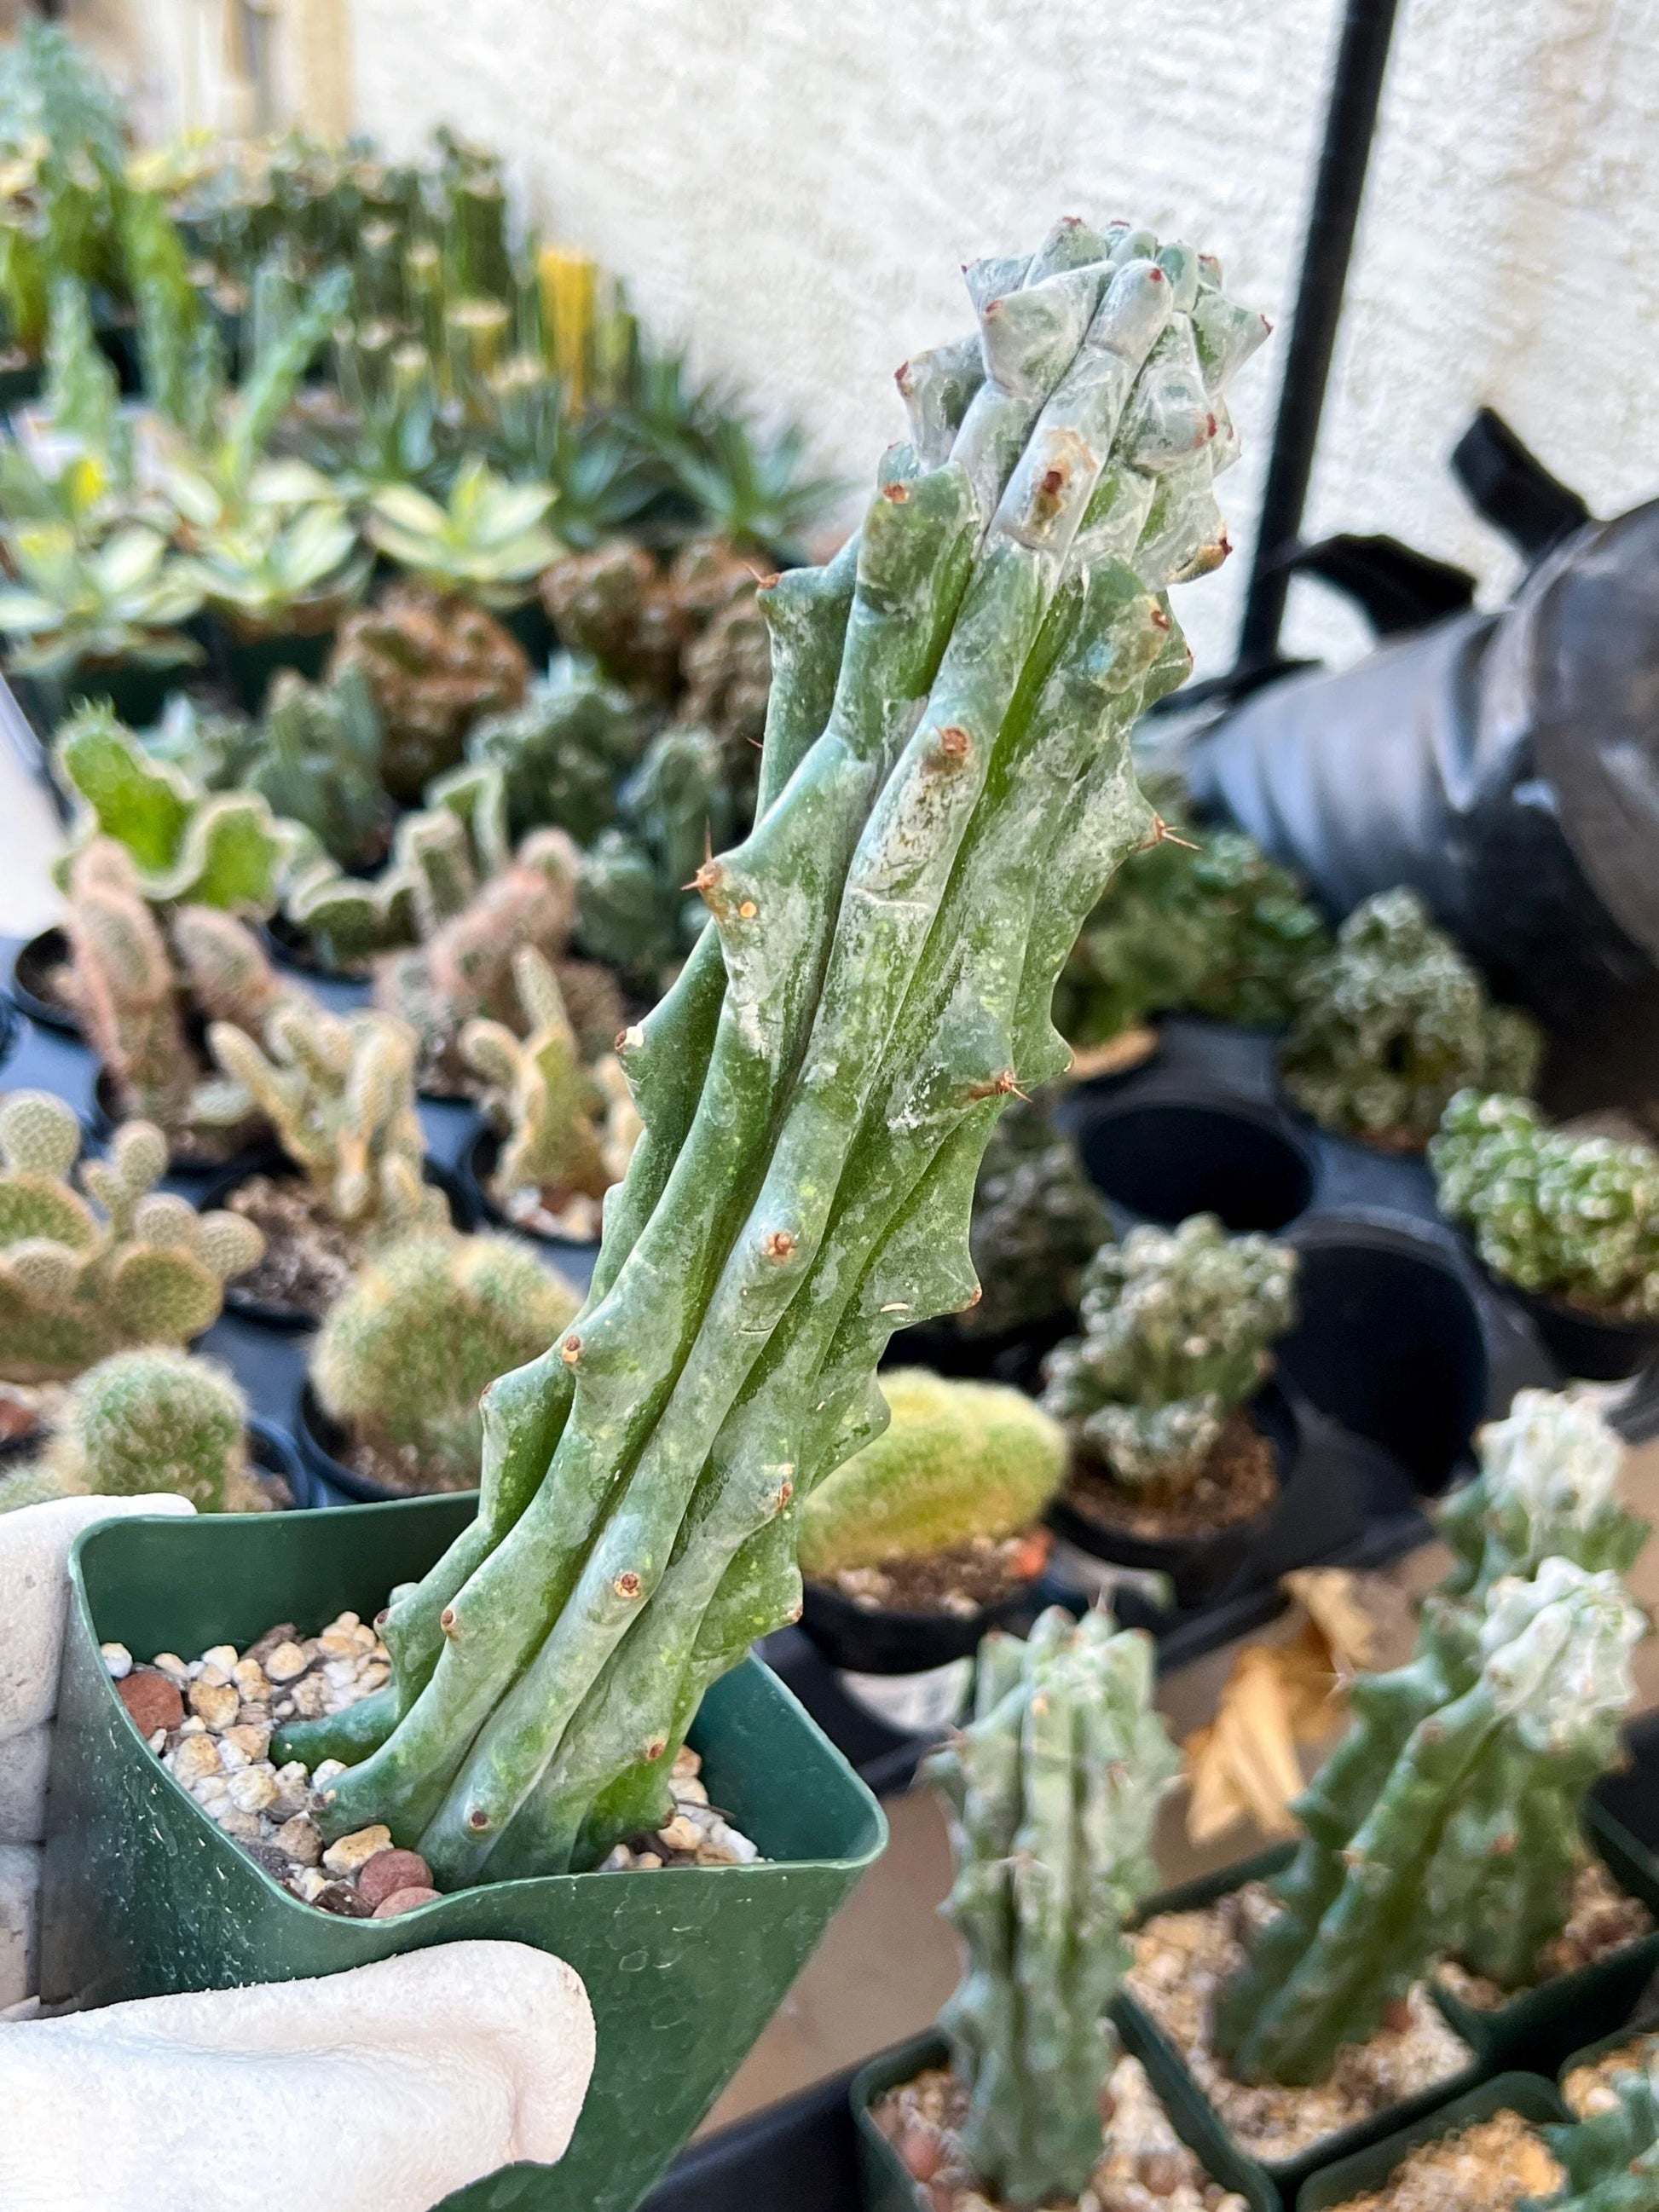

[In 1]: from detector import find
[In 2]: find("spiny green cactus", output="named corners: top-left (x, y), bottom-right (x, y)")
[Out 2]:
top-left (1431, 1090), bottom-right (1659, 1321)
top-left (199, 1003), bottom-right (445, 1235)
top-left (1055, 818), bottom-right (1330, 1047)
top-left (53, 705), bottom-right (302, 915)
top-left (273, 214), bottom-right (1266, 1884)
top-left (232, 667), bottom-right (389, 869)
top-left (575, 725), bottom-right (732, 990)
top-left (0, 1091), bottom-right (264, 1382)
top-left (4, 1348), bottom-right (267, 1514)
top-left (959, 1093), bottom-right (1109, 1338)
top-left (1280, 888), bottom-right (1543, 1150)
top-left (1540, 2065), bottom-right (1659, 2210)
top-left (466, 656), bottom-right (647, 843)
top-left (462, 945), bottom-right (639, 1230)
top-left (312, 1230), bottom-right (581, 1487)
top-left (1041, 1216), bottom-right (1297, 1497)
top-left (1214, 1556), bottom-right (1645, 2087)
top-left (926, 1607), bottom-right (1182, 2206)
top-left (798, 1369), bottom-right (1066, 1578)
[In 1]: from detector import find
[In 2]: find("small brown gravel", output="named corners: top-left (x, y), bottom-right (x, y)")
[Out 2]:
top-left (873, 2056), bottom-right (1248, 2212)
top-left (1563, 2030), bottom-right (1659, 2117)
top-left (1435, 1855), bottom-right (1654, 2011)
top-left (1063, 1408), bottom-right (1278, 1541)
top-left (1327, 2109), bottom-right (1562, 2211)
top-left (1125, 1885), bottom-right (1473, 2164)
top-left (223, 1175), bottom-right (364, 1319)
top-left (814, 1529), bottom-right (1052, 1618)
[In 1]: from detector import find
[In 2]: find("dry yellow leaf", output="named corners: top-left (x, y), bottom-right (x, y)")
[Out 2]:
top-left (1284, 1568), bottom-right (1378, 1675)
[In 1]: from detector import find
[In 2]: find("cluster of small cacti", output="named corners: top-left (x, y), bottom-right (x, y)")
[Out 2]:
top-left (1280, 887), bottom-right (1544, 1149)
top-left (0, 1348), bottom-right (266, 1515)
top-left (461, 946), bottom-right (641, 1236)
top-left (311, 1229), bottom-right (581, 1487)
top-left (957, 1094), bottom-right (1109, 1338)
top-left (1041, 1216), bottom-right (1298, 1496)
top-left (465, 656), bottom-right (647, 843)
top-left (927, 1607), bottom-right (1182, 2205)
top-left (273, 212), bottom-right (1269, 1883)
top-left (0, 1091), bottom-right (263, 1382)
top-left (1055, 816), bottom-right (1330, 1046)
top-left (1431, 1089), bottom-right (1659, 1320)
top-left (796, 1369), bottom-right (1066, 1578)
top-left (198, 1003), bottom-right (446, 1236)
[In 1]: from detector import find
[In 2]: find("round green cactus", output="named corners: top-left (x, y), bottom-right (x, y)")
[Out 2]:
top-left (797, 1368), bottom-right (1066, 1577)
top-left (1040, 1214), bottom-right (1297, 1495)
top-left (1280, 888), bottom-right (1542, 1148)
top-left (32, 1347), bottom-right (263, 1511)
top-left (1431, 1089), bottom-right (1659, 1320)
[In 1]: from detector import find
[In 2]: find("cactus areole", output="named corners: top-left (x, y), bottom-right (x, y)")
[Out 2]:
top-left (277, 217), bottom-right (1267, 1881)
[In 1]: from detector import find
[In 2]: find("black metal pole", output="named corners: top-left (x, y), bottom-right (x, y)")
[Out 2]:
top-left (1235, 0), bottom-right (1403, 672)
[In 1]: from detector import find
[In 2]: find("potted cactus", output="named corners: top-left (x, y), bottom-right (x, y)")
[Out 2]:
top-left (43, 210), bottom-right (1265, 2210)
top-left (459, 944), bottom-right (642, 1245)
top-left (575, 724), bottom-right (737, 995)
top-left (0, 521), bottom-right (204, 727)
top-left (366, 454), bottom-right (562, 661)
top-left (1041, 1214), bottom-right (1299, 1606)
top-left (1121, 1555), bottom-right (1650, 2197)
top-left (795, 1369), bottom-right (1065, 1688)
top-left (1278, 887), bottom-right (1542, 1152)
top-left (188, 500), bottom-right (373, 708)
top-left (853, 1607), bottom-right (1263, 2211)
top-left (465, 654), bottom-right (647, 843)
top-left (296, 1224), bottom-right (583, 1498)
top-left (1431, 1089), bottom-right (1659, 1380)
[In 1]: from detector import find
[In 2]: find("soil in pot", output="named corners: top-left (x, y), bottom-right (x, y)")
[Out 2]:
top-left (872, 2052), bottom-right (1250, 2212)
top-left (1124, 1881), bottom-right (1473, 2168)
top-left (1059, 1407), bottom-right (1278, 1545)
top-left (10, 925), bottom-right (80, 1032)
top-left (1318, 2106), bottom-right (1563, 2212)
top-left (1433, 1854), bottom-right (1653, 2013)
top-left (219, 1173), bottom-right (374, 1322)
top-left (298, 1383), bottom-right (479, 1499)
top-left (814, 1529), bottom-right (1052, 1619)
top-left (91, 1067), bottom-right (254, 1172)
top-left (112, 1607), bottom-right (760, 1913)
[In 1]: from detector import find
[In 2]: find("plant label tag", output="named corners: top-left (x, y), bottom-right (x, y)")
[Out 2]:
top-left (837, 1658), bottom-right (974, 1736)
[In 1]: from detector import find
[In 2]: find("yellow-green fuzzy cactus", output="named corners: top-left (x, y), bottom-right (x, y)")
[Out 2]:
top-left (63, 840), bottom-right (194, 1129)
top-left (798, 1369), bottom-right (1066, 1576)
top-left (0, 1092), bottom-right (265, 1381)
top-left (199, 1003), bottom-right (445, 1233)
top-left (462, 945), bottom-right (639, 1224)
top-left (25, 1348), bottom-right (266, 1512)
top-left (312, 1231), bottom-right (581, 1484)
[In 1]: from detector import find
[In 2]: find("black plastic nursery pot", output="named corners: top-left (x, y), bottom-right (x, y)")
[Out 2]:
top-left (851, 2030), bottom-right (1279, 2212)
top-left (798, 1570), bottom-right (1048, 1678)
top-left (89, 1066), bottom-right (246, 1179)
top-left (40, 1495), bottom-right (887, 2212)
top-left (1275, 1213), bottom-right (1488, 1497)
top-left (196, 1144), bottom-right (476, 1330)
top-left (242, 1413), bottom-right (321, 1510)
top-left (9, 924), bottom-right (79, 1035)
top-left (459, 1122), bottom-right (604, 1262)
top-left (879, 1309), bottom-right (1073, 1397)
top-left (1047, 1383), bottom-right (1302, 1611)
top-left (295, 1377), bottom-right (477, 1503)
top-left (1113, 1843), bottom-right (1484, 2200)
top-left (217, 621), bottom-right (337, 712)
top-left (1510, 1279), bottom-right (1659, 1384)
top-left (639, 2059), bottom-right (867, 2212)
top-left (499, 595), bottom-right (556, 667)
top-left (1292, 2072), bottom-right (1568, 2211)
top-left (0, 985), bottom-right (18, 1073)
top-left (1069, 1080), bottom-right (1318, 1233)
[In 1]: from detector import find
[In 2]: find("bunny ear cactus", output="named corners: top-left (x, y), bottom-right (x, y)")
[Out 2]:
top-left (1280, 888), bottom-right (1543, 1150)
top-left (1431, 1090), bottom-right (1659, 1322)
top-left (926, 1607), bottom-right (1182, 2207)
top-left (62, 839), bottom-right (194, 1129)
top-left (1214, 1557), bottom-right (1645, 2086)
top-left (0, 1090), bottom-right (264, 1381)
top-left (28, 1347), bottom-right (266, 1512)
top-left (1041, 1215), bottom-right (1297, 1496)
top-left (275, 217), bottom-right (1265, 1884)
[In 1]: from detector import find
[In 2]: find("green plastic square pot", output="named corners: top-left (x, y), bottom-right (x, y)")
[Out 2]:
top-left (39, 1495), bottom-right (887, 2212)
top-left (850, 2029), bottom-right (1280, 2212)
top-left (1293, 2073), bottom-right (1567, 2210)
top-left (1112, 1844), bottom-right (1485, 2202)
top-left (1430, 1800), bottom-right (1659, 2078)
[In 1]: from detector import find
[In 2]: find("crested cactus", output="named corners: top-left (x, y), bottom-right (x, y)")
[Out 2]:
top-left (462, 945), bottom-right (640, 1234)
top-left (1280, 888), bottom-right (1543, 1150)
top-left (925, 1607), bottom-right (1182, 2206)
top-left (575, 725), bottom-right (732, 990)
top-left (327, 579), bottom-right (532, 802)
top-left (1213, 1557), bottom-right (1645, 2086)
top-left (6, 1348), bottom-right (267, 1513)
top-left (466, 656), bottom-right (647, 843)
top-left (312, 1230), bottom-right (581, 1487)
top-left (797, 1369), bottom-right (1065, 1578)
top-left (959, 1092), bottom-right (1109, 1338)
top-left (1041, 1216), bottom-right (1297, 1497)
top-left (1431, 1090), bottom-right (1659, 1320)
top-left (199, 1003), bottom-right (444, 1235)
top-left (273, 215), bottom-right (1267, 1883)
top-left (0, 1091), bottom-right (264, 1381)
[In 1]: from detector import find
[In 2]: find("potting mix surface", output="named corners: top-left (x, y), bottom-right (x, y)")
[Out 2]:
top-left (108, 1605), bottom-right (760, 1911)
top-left (1126, 1884), bottom-right (1473, 2163)
top-left (812, 1527), bottom-right (1050, 1616)
top-left (1563, 2030), bottom-right (1659, 2117)
top-left (1062, 1408), bottom-right (1277, 1541)
top-left (1324, 2109), bottom-right (1563, 2212)
top-left (874, 2053), bottom-right (1249, 2212)
top-left (1432, 1854), bottom-right (1652, 2009)
top-left (222, 1175), bottom-right (366, 1319)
